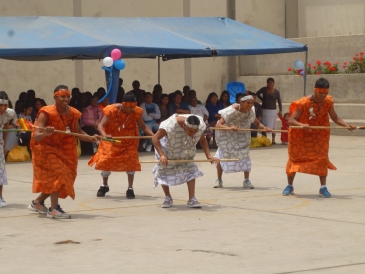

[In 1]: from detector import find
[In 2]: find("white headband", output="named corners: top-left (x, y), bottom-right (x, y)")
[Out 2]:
top-left (184, 118), bottom-right (199, 129)
top-left (0, 99), bottom-right (9, 104)
top-left (240, 95), bottom-right (253, 101)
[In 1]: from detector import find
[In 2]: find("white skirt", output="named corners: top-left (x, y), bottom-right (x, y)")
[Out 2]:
top-left (215, 147), bottom-right (251, 173)
top-left (262, 109), bottom-right (277, 130)
top-left (153, 163), bottom-right (203, 187)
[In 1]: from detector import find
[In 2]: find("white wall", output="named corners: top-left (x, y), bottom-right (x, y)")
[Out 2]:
top-left (298, 0), bottom-right (365, 37)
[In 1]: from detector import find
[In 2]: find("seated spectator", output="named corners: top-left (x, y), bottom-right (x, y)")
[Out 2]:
top-left (15, 91), bottom-right (28, 114)
top-left (80, 95), bottom-right (104, 155)
top-left (119, 78), bottom-right (125, 95)
top-left (129, 80), bottom-right (146, 106)
top-left (79, 93), bottom-right (89, 112)
top-left (219, 90), bottom-right (231, 108)
top-left (189, 96), bottom-right (211, 148)
top-left (188, 89), bottom-right (202, 105)
top-left (158, 94), bottom-right (170, 123)
top-left (235, 93), bottom-right (244, 103)
top-left (31, 98), bottom-right (47, 121)
top-left (99, 96), bottom-right (109, 111)
top-left (18, 102), bottom-right (33, 157)
top-left (182, 85), bottom-right (190, 103)
top-left (152, 84), bottom-right (163, 104)
top-left (189, 96), bottom-right (208, 121)
top-left (96, 87), bottom-right (106, 100)
top-left (168, 90), bottom-right (190, 115)
top-left (26, 89), bottom-right (36, 106)
top-left (205, 92), bottom-right (222, 147)
top-left (116, 87), bottom-right (125, 103)
top-left (140, 92), bottom-right (161, 152)
top-left (70, 87), bottom-right (81, 110)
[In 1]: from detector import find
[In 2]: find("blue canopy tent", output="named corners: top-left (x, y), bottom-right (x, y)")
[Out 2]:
top-left (0, 16), bottom-right (308, 103)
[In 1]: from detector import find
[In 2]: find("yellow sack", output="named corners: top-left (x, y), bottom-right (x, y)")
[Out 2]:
top-left (250, 137), bottom-right (261, 148)
top-left (7, 145), bottom-right (30, 162)
top-left (76, 138), bottom-right (81, 157)
top-left (261, 136), bottom-right (272, 147)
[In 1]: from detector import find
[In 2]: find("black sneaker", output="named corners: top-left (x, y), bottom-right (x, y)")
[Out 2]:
top-left (126, 188), bottom-right (135, 199)
top-left (97, 186), bottom-right (109, 197)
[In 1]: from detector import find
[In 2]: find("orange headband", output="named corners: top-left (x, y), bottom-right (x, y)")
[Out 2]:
top-left (54, 90), bottom-right (71, 97)
top-left (122, 102), bottom-right (137, 107)
top-left (314, 88), bottom-right (329, 93)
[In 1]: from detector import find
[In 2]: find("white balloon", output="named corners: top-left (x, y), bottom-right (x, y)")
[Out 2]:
top-left (103, 57), bottom-right (114, 67)
top-left (294, 60), bottom-right (304, 70)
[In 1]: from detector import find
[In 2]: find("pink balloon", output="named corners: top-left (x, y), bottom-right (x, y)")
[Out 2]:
top-left (111, 49), bottom-right (122, 60)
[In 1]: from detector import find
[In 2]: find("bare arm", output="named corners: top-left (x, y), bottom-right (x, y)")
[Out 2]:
top-left (152, 128), bottom-right (168, 166)
top-left (74, 121), bottom-right (98, 142)
top-left (199, 133), bottom-right (219, 163)
top-left (328, 107), bottom-right (356, 130)
top-left (97, 115), bottom-right (110, 137)
top-left (33, 112), bottom-right (55, 142)
top-left (289, 108), bottom-right (309, 128)
top-left (137, 117), bottom-right (154, 136)
top-left (3, 121), bottom-right (10, 155)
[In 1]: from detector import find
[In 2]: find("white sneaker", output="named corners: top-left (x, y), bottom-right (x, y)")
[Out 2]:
top-left (187, 197), bottom-right (202, 208)
top-left (161, 196), bottom-right (173, 208)
top-left (213, 179), bottom-right (223, 188)
top-left (146, 144), bottom-right (152, 152)
top-left (243, 179), bottom-right (254, 189)
top-left (142, 141), bottom-right (147, 149)
top-left (0, 197), bottom-right (7, 207)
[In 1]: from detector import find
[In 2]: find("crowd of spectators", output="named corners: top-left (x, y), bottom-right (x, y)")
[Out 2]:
top-left (5, 77), bottom-right (276, 158)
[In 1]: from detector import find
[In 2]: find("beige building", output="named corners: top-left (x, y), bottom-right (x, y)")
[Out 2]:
top-left (0, 0), bottom-right (364, 105)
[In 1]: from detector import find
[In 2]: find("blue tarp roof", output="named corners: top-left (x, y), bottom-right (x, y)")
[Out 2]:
top-left (0, 16), bottom-right (307, 61)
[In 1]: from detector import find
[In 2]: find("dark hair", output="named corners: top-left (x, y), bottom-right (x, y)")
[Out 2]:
top-left (145, 92), bottom-right (153, 97)
top-left (122, 92), bottom-right (137, 102)
top-left (205, 92), bottom-right (219, 105)
top-left (54, 85), bottom-right (68, 93)
top-left (267, 77), bottom-right (275, 84)
top-left (188, 89), bottom-right (196, 97)
top-left (219, 90), bottom-right (230, 102)
top-left (22, 102), bottom-right (33, 112)
top-left (235, 93), bottom-right (243, 103)
top-left (72, 87), bottom-right (80, 94)
top-left (96, 87), bottom-right (106, 94)
top-left (186, 115), bottom-right (200, 127)
top-left (190, 96), bottom-right (198, 103)
top-left (27, 89), bottom-right (35, 96)
top-left (315, 78), bottom-right (330, 88)
top-left (174, 90), bottom-right (183, 97)
top-left (34, 98), bottom-right (46, 107)
top-left (159, 94), bottom-right (169, 105)
top-left (18, 91), bottom-right (28, 101)
top-left (153, 84), bottom-right (162, 92)
top-left (284, 112), bottom-right (290, 117)
top-left (183, 85), bottom-right (190, 92)
top-left (132, 80), bottom-right (140, 87)
top-left (0, 91), bottom-right (9, 100)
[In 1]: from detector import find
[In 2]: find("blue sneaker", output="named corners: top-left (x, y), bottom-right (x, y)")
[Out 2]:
top-left (282, 185), bottom-right (294, 196)
top-left (319, 187), bottom-right (331, 198)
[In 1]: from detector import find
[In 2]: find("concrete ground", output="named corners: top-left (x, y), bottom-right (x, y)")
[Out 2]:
top-left (1, 135), bottom-right (364, 274)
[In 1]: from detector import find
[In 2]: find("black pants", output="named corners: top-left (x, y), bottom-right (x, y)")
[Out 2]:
top-left (80, 126), bottom-right (98, 155)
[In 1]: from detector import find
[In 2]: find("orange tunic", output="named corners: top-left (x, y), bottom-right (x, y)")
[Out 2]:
top-left (286, 96), bottom-right (336, 177)
top-left (31, 106), bottom-right (81, 199)
top-left (88, 104), bottom-right (143, 171)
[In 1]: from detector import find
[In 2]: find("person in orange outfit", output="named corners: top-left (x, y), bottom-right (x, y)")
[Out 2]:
top-left (89, 92), bottom-right (154, 199)
top-left (283, 78), bottom-right (356, 198)
top-left (28, 85), bottom-right (99, 219)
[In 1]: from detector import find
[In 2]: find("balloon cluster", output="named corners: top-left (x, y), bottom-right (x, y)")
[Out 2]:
top-left (294, 60), bottom-right (305, 76)
top-left (102, 49), bottom-right (125, 70)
